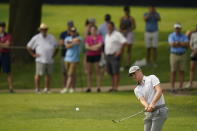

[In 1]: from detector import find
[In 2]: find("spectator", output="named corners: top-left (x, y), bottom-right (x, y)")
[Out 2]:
top-left (98, 14), bottom-right (111, 40)
top-left (98, 14), bottom-right (111, 71)
top-left (185, 26), bottom-right (197, 88)
top-left (85, 25), bottom-right (103, 92)
top-left (59, 21), bottom-right (74, 88)
top-left (120, 6), bottom-right (136, 68)
top-left (0, 22), bottom-right (14, 93)
top-left (27, 23), bottom-right (58, 93)
top-left (168, 23), bottom-right (189, 93)
top-left (83, 18), bottom-right (96, 75)
top-left (84, 18), bottom-right (96, 37)
top-left (144, 6), bottom-right (161, 67)
top-left (60, 27), bottom-right (82, 94)
top-left (105, 21), bottom-right (127, 92)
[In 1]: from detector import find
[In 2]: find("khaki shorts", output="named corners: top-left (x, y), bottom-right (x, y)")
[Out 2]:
top-left (170, 53), bottom-right (187, 72)
top-left (36, 62), bottom-right (53, 76)
top-left (145, 31), bottom-right (158, 48)
top-left (65, 62), bottom-right (77, 76)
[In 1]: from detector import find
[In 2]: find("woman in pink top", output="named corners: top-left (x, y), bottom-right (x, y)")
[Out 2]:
top-left (85, 25), bottom-right (103, 92)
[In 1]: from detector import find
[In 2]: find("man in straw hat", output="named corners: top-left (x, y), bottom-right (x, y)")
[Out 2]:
top-left (27, 23), bottom-right (58, 93)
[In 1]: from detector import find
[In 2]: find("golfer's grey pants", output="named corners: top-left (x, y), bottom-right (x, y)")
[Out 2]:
top-left (144, 107), bottom-right (168, 131)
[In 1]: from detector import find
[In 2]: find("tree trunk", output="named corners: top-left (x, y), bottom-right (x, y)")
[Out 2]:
top-left (9, 0), bottom-right (42, 62)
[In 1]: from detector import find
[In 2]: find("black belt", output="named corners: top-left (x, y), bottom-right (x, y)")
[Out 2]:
top-left (171, 52), bottom-right (185, 55)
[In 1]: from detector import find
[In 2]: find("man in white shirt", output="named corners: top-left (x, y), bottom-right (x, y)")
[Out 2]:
top-left (128, 66), bottom-right (168, 131)
top-left (104, 21), bottom-right (127, 92)
top-left (27, 23), bottom-right (57, 93)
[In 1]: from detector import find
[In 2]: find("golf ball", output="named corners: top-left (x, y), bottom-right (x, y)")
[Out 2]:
top-left (75, 107), bottom-right (80, 111)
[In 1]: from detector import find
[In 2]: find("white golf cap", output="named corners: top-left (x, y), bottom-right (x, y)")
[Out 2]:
top-left (174, 23), bottom-right (182, 28)
top-left (128, 66), bottom-right (140, 76)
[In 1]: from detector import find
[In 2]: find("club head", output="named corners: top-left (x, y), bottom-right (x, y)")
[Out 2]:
top-left (112, 120), bottom-right (120, 123)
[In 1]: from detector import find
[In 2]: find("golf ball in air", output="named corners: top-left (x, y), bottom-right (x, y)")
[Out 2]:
top-left (76, 107), bottom-right (80, 111)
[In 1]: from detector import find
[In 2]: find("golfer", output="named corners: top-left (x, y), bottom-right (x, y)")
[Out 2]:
top-left (128, 66), bottom-right (168, 131)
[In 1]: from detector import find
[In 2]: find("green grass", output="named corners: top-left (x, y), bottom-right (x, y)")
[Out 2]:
top-left (0, 4), bottom-right (197, 89)
top-left (0, 91), bottom-right (197, 131)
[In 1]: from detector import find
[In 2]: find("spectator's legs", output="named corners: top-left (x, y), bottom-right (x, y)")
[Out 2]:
top-left (153, 47), bottom-right (157, 64)
top-left (189, 61), bottom-right (196, 87)
top-left (146, 48), bottom-right (151, 65)
top-left (34, 75), bottom-right (40, 90)
top-left (179, 71), bottom-right (184, 89)
top-left (127, 44), bottom-right (132, 67)
top-left (86, 62), bottom-right (93, 90)
top-left (44, 75), bottom-right (50, 90)
top-left (171, 71), bottom-right (176, 90)
top-left (65, 75), bottom-right (73, 89)
top-left (63, 72), bottom-right (67, 88)
top-left (7, 73), bottom-right (14, 91)
top-left (113, 74), bottom-right (119, 91)
top-left (95, 62), bottom-right (101, 90)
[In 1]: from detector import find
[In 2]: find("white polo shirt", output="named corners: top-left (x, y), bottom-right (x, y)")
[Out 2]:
top-left (27, 33), bottom-right (57, 64)
top-left (104, 30), bottom-right (127, 55)
top-left (134, 75), bottom-right (165, 106)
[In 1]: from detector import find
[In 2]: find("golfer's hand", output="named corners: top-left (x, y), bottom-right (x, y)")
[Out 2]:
top-left (147, 104), bottom-right (155, 112)
top-left (33, 54), bottom-right (40, 58)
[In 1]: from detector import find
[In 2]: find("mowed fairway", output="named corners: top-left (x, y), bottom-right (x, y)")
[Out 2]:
top-left (0, 91), bottom-right (197, 131)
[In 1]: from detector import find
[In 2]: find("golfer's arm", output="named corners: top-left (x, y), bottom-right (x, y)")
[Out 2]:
top-left (139, 97), bottom-right (149, 109)
top-left (26, 47), bottom-right (35, 57)
top-left (150, 85), bottom-right (162, 106)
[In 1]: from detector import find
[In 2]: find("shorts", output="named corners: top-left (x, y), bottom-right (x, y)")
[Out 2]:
top-left (36, 62), bottom-right (53, 76)
top-left (105, 55), bottom-right (120, 75)
top-left (190, 54), bottom-right (197, 61)
top-left (170, 53), bottom-right (187, 72)
top-left (0, 52), bottom-right (11, 73)
top-left (125, 31), bottom-right (134, 44)
top-left (86, 55), bottom-right (101, 63)
top-left (65, 62), bottom-right (77, 76)
top-left (145, 31), bottom-right (158, 48)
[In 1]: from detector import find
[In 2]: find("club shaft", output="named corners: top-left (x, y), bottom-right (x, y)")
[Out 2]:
top-left (118, 110), bottom-right (144, 122)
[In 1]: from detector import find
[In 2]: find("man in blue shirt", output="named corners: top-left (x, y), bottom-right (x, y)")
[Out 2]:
top-left (60, 27), bottom-right (82, 94)
top-left (168, 23), bottom-right (189, 93)
top-left (144, 6), bottom-right (161, 67)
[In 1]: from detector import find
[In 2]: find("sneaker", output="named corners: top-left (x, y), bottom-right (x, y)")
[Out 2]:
top-left (60, 88), bottom-right (68, 94)
top-left (86, 88), bottom-right (91, 93)
top-left (35, 88), bottom-right (41, 93)
top-left (43, 88), bottom-right (50, 93)
top-left (69, 88), bottom-right (74, 93)
top-left (185, 83), bottom-right (192, 88)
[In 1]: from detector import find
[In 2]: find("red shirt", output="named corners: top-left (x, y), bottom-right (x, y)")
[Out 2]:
top-left (0, 33), bottom-right (12, 53)
top-left (85, 35), bottom-right (103, 56)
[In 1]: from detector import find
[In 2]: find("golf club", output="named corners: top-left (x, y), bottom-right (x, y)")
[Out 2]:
top-left (112, 110), bottom-right (145, 123)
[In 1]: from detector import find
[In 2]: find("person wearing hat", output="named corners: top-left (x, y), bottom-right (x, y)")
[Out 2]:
top-left (60, 27), bottom-right (82, 94)
top-left (144, 6), bottom-right (161, 67)
top-left (27, 23), bottom-right (58, 93)
top-left (128, 66), bottom-right (168, 131)
top-left (120, 6), bottom-right (136, 68)
top-left (168, 23), bottom-right (189, 92)
top-left (59, 21), bottom-right (76, 89)
top-left (0, 22), bottom-right (14, 93)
